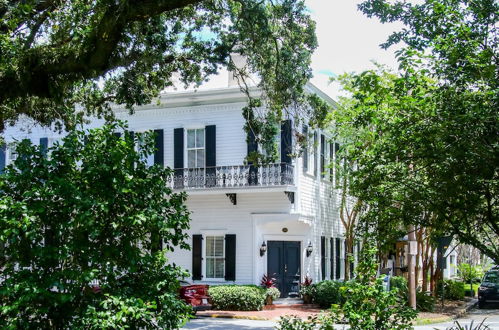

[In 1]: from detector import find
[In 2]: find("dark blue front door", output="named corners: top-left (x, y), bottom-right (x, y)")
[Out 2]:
top-left (267, 241), bottom-right (301, 297)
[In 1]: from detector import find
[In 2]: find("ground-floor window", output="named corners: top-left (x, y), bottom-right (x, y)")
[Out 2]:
top-left (205, 236), bottom-right (224, 279)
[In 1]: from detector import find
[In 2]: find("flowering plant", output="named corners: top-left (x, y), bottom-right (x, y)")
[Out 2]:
top-left (302, 276), bottom-right (313, 287)
top-left (266, 287), bottom-right (281, 300)
top-left (260, 274), bottom-right (277, 288)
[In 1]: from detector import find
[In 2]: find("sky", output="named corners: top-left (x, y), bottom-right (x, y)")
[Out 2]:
top-left (174, 1), bottom-right (405, 100)
top-left (306, 0), bottom-right (402, 98)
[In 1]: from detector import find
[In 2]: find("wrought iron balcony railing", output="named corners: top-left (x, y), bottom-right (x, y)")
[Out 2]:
top-left (168, 163), bottom-right (294, 189)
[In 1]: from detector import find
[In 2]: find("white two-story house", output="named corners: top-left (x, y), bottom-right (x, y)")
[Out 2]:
top-left (1, 81), bottom-right (356, 297)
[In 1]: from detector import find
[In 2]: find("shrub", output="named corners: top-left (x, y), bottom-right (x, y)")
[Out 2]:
top-left (0, 124), bottom-right (192, 329)
top-left (277, 315), bottom-right (319, 330)
top-left (437, 280), bottom-right (465, 300)
top-left (266, 287), bottom-right (281, 300)
top-left (457, 263), bottom-right (484, 283)
top-left (329, 242), bottom-right (417, 330)
top-left (416, 291), bottom-right (435, 312)
top-left (208, 285), bottom-right (266, 311)
top-left (313, 280), bottom-right (345, 308)
top-left (390, 276), bottom-right (408, 299)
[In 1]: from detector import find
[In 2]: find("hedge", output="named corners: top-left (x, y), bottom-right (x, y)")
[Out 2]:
top-left (208, 285), bottom-right (266, 311)
top-left (437, 280), bottom-right (465, 300)
top-left (313, 280), bottom-right (346, 308)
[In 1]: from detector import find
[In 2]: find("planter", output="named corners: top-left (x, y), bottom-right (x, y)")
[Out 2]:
top-left (302, 293), bottom-right (312, 304)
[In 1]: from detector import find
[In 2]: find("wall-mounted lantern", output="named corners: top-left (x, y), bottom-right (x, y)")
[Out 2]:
top-left (306, 241), bottom-right (313, 257)
top-left (260, 241), bottom-right (267, 257)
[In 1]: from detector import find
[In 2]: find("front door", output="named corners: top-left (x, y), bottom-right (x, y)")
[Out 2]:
top-left (267, 241), bottom-right (301, 297)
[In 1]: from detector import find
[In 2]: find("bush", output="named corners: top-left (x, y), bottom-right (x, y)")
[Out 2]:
top-left (458, 263), bottom-right (484, 283)
top-left (313, 280), bottom-right (346, 308)
top-left (437, 280), bottom-right (465, 300)
top-left (0, 124), bottom-right (192, 329)
top-left (390, 276), bottom-right (408, 299)
top-left (416, 291), bottom-right (435, 312)
top-left (329, 242), bottom-right (417, 330)
top-left (208, 285), bottom-right (266, 311)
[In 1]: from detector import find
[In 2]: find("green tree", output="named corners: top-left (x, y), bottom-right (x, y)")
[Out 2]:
top-left (0, 0), bottom-right (320, 148)
top-left (0, 122), bottom-right (191, 328)
top-left (328, 0), bottom-right (498, 262)
top-left (332, 63), bottom-right (498, 262)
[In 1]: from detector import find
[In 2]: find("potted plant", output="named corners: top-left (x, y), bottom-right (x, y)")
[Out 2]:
top-left (261, 274), bottom-right (279, 305)
top-left (300, 276), bottom-right (314, 304)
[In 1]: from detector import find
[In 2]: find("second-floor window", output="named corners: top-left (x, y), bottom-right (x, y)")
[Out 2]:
top-left (187, 128), bottom-right (205, 168)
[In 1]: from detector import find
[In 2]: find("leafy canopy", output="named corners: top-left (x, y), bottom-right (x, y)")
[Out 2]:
top-left (0, 0), bottom-right (320, 143)
top-left (0, 122), bottom-right (191, 328)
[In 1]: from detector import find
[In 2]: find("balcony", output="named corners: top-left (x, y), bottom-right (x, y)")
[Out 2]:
top-left (168, 163), bottom-right (294, 190)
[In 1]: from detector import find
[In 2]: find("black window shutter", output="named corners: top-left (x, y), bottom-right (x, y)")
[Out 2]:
top-left (334, 143), bottom-right (340, 185)
top-left (126, 130), bottom-right (135, 141)
top-left (151, 230), bottom-right (162, 253)
top-left (247, 129), bottom-right (258, 185)
top-left (192, 235), bottom-right (202, 280)
top-left (39, 138), bottom-right (48, 157)
top-left (225, 234), bottom-right (236, 281)
top-left (0, 143), bottom-right (5, 174)
top-left (154, 129), bottom-right (164, 166)
top-left (205, 125), bottom-right (216, 167)
top-left (321, 236), bottom-right (326, 281)
top-left (151, 127), bottom-right (163, 251)
top-left (205, 125), bottom-right (216, 187)
top-left (329, 142), bottom-right (334, 181)
top-left (280, 119), bottom-right (292, 164)
top-left (330, 238), bottom-right (334, 280)
top-left (335, 238), bottom-right (341, 279)
top-left (302, 125), bottom-right (308, 172)
top-left (320, 134), bottom-right (325, 178)
top-left (174, 128), bottom-right (184, 188)
top-left (313, 131), bottom-right (318, 176)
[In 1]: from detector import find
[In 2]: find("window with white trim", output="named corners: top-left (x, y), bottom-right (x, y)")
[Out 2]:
top-left (304, 130), bottom-right (315, 175)
top-left (205, 236), bottom-right (225, 279)
top-left (186, 128), bottom-right (205, 168)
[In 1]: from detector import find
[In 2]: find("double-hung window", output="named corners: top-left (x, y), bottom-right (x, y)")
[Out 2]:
top-left (187, 128), bottom-right (205, 168)
top-left (205, 236), bottom-right (225, 279)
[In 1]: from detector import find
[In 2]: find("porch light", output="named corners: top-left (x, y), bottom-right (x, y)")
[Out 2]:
top-left (260, 241), bottom-right (267, 257)
top-left (306, 242), bottom-right (313, 257)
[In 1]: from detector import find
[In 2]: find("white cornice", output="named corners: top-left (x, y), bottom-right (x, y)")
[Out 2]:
top-left (113, 82), bottom-right (336, 113)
